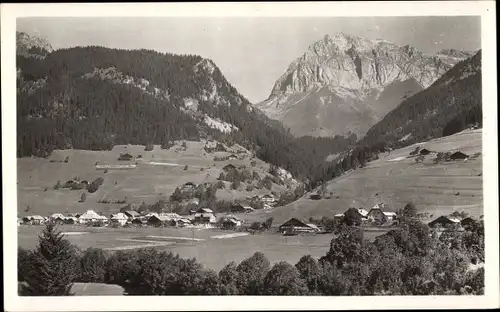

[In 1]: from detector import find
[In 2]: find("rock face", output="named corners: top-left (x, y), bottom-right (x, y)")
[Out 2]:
top-left (16, 31), bottom-right (53, 59)
top-left (256, 33), bottom-right (475, 138)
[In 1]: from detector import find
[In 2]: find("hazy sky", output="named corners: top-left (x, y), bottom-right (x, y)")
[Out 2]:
top-left (17, 16), bottom-right (481, 103)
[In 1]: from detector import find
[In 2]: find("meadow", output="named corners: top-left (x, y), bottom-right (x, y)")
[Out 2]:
top-left (18, 224), bottom-right (388, 272)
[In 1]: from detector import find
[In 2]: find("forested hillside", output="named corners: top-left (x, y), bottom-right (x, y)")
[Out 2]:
top-left (17, 41), bottom-right (354, 184)
top-left (361, 50), bottom-right (482, 147)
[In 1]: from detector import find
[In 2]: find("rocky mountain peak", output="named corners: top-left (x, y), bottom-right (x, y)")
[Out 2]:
top-left (16, 31), bottom-right (53, 59)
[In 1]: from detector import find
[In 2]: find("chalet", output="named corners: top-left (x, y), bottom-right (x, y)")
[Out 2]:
top-left (230, 203), bottom-right (254, 213)
top-left (334, 213), bottom-right (344, 220)
top-left (64, 217), bottom-right (78, 225)
top-left (176, 218), bottom-right (192, 227)
top-left (357, 208), bottom-right (369, 219)
top-left (221, 216), bottom-right (243, 230)
top-left (79, 210), bottom-right (108, 224)
top-left (118, 153), bottom-right (134, 161)
top-left (147, 215), bottom-right (171, 227)
top-left (196, 208), bottom-right (214, 214)
top-left (131, 218), bottom-right (147, 226)
top-left (428, 215), bottom-right (461, 228)
top-left (419, 148), bottom-right (431, 155)
top-left (110, 213), bottom-right (128, 226)
top-left (263, 203), bottom-right (272, 210)
top-left (260, 194), bottom-right (276, 204)
top-left (23, 215), bottom-right (45, 225)
top-left (227, 154), bottom-right (238, 160)
top-left (124, 210), bottom-right (140, 220)
top-left (193, 212), bottom-right (217, 225)
top-left (367, 204), bottom-right (397, 223)
top-left (49, 213), bottom-right (65, 221)
top-left (449, 151), bottom-right (469, 160)
top-left (222, 164), bottom-right (237, 171)
top-left (309, 193), bottom-right (322, 200)
top-left (182, 182), bottom-right (197, 192)
top-left (51, 216), bottom-right (66, 225)
top-left (279, 218), bottom-right (321, 234)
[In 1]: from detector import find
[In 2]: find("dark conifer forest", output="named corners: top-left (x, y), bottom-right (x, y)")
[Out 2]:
top-left (17, 46), bottom-right (355, 183)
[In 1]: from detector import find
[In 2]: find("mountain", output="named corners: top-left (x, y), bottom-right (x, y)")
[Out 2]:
top-left (361, 50), bottom-right (482, 147)
top-left (16, 32), bottom-right (355, 183)
top-left (256, 32), bottom-right (475, 138)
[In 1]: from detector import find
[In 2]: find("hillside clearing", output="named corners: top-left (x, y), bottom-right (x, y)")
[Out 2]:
top-left (241, 129), bottom-right (483, 224)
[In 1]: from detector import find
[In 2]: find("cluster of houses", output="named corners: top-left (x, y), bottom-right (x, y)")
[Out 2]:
top-left (333, 203), bottom-right (398, 225)
top-left (19, 207), bottom-right (232, 228)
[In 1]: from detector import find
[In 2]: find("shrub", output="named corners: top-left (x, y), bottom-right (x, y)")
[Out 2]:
top-left (88, 177), bottom-right (104, 193)
top-left (64, 156), bottom-right (69, 163)
top-left (79, 193), bottom-right (87, 203)
top-left (53, 180), bottom-right (61, 190)
top-left (263, 261), bottom-right (309, 295)
top-left (79, 248), bottom-right (107, 283)
top-left (184, 165), bottom-right (188, 171)
top-left (246, 184), bottom-right (254, 192)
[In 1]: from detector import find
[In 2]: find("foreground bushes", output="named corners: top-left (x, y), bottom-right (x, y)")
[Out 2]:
top-left (18, 219), bottom-right (485, 296)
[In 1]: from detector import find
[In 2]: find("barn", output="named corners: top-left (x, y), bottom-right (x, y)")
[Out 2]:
top-left (279, 218), bottom-right (320, 234)
top-left (449, 151), bottom-right (469, 160)
top-left (428, 215), bottom-right (461, 228)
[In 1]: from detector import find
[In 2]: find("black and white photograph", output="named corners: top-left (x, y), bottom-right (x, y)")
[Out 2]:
top-left (2, 1), bottom-right (498, 311)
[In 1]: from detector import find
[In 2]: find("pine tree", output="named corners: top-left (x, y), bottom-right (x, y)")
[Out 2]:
top-left (20, 224), bottom-right (80, 296)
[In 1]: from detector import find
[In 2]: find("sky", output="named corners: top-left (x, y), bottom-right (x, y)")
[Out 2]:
top-left (17, 16), bottom-right (481, 103)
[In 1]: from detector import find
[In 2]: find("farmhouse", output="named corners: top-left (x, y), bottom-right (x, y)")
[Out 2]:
top-left (147, 215), bottom-right (171, 227)
top-left (449, 151), bottom-right (469, 160)
top-left (182, 182), bottom-right (197, 192)
top-left (49, 213), bottom-right (65, 220)
top-left (193, 212), bottom-right (217, 225)
top-left (196, 208), bottom-right (214, 214)
top-left (118, 153), bottom-right (134, 161)
top-left (309, 193), bottom-right (322, 200)
top-left (176, 218), bottom-right (192, 227)
top-left (279, 218), bottom-right (320, 234)
top-left (419, 148), bottom-right (431, 155)
top-left (260, 194), bottom-right (276, 204)
top-left (222, 164), bottom-right (237, 171)
top-left (64, 217), bottom-right (78, 225)
top-left (221, 216), bottom-right (243, 230)
top-left (228, 154), bottom-right (238, 160)
top-left (133, 219), bottom-right (148, 226)
top-left (231, 203), bottom-right (254, 213)
top-left (367, 204), bottom-right (397, 223)
top-left (124, 210), bottom-right (140, 220)
top-left (79, 210), bottom-right (108, 224)
top-left (110, 213), bottom-right (128, 226)
top-left (23, 215), bottom-right (45, 225)
top-left (428, 215), bottom-right (461, 228)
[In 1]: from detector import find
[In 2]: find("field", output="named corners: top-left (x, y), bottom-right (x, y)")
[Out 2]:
top-left (17, 140), bottom-right (290, 217)
top-left (18, 225), bottom-right (388, 272)
top-left (244, 129), bottom-right (483, 224)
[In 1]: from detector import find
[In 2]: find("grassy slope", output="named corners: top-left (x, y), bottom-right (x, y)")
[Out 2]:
top-left (17, 141), bottom-right (288, 217)
top-left (242, 129), bottom-right (483, 224)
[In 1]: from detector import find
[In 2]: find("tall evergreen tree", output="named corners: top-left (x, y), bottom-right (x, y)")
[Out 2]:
top-left (20, 224), bottom-right (80, 296)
